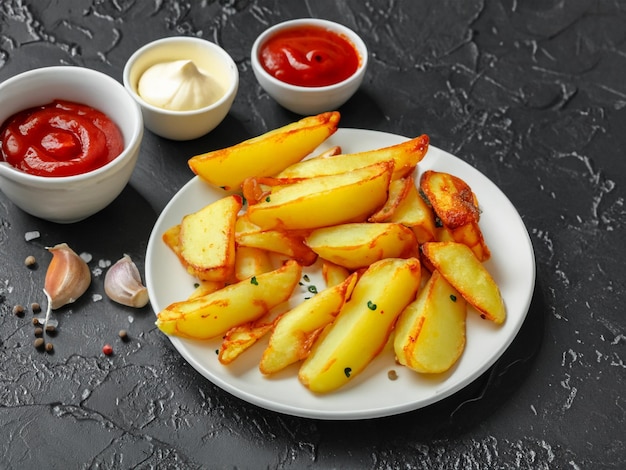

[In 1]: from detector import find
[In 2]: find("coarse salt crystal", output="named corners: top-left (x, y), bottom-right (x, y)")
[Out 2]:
top-left (24, 231), bottom-right (40, 241)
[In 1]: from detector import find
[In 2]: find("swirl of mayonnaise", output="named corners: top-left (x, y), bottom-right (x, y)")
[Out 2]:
top-left (138, 60), bottom-right (222, 111)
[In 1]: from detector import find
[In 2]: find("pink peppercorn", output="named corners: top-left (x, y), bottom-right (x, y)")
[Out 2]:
top-left (102, 344), bottom-right (113, 356)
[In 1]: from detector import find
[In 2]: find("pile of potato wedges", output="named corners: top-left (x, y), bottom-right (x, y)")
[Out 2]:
top-left (155, 112), bottom-right (506, 394)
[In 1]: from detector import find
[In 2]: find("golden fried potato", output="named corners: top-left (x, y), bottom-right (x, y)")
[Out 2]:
top-left (155, 260), bottom-right (302, 339)
top-left (219, 320), bottom-right (274, 365)
top-left (235, 215), bottom-right (317, 266)
top-left (187, 280), bottom-right (227, 299)
top-left (298, 257), bottom-right (421, 393)
top-left (246, 162), bottom-right (392, 231)
top-left (305, 222), bottom-right (418, 270)
top-left (368, 176), bottom-right (413, 223)
top-left (259, 273), bottom-right (358, 375)
top-left (189, 112), bottom-right (340, 190)
top-left (178, 195), bottom-right (242, 282)
top-left (394, 270), bottom-right (466, 373)
top-left (162, 224), bottom-right (182, 261)
top-left (390, 177), bottom-right (437, 244)
top-left (277, 134), bottom-right (429, 181)
top-left (234, 246), bottom-right (274, 281)
top-left (322, 260), bottom-right (352, 287)
top-left (420, 170), bottom-right (480, 229)
top-left (421, 242), bottom-right (505, 324)
top-left (449, 222), bottom-right (491, 262)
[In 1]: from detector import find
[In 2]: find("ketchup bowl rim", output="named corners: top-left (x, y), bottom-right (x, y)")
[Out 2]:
top-left (251, 18), bottom-right (369, 92)
top-left (0, 65), bottom-right (143, 186)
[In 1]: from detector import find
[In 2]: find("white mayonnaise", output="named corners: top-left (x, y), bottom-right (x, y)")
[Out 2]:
top-left (137, 60), bottom-right (222, 111)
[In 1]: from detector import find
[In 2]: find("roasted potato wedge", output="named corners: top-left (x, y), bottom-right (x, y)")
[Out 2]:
top-left (178, 195), bottom-right (242, 282)
top-left (368, 176), bottom-right (413, 223)
top-left (394, 270), bottom-right (466, 373)
top-left (187, 280), bottom-right (227, 299)
top-left (420, 170), bottom-right (480, 229)
top-left (421, 242), bottom-right (505, 324)
top-left (277, 134), bottom-right (429, 181)
top-left (259, 273), bottom-right (358, 375)
top-left (449, 222), bottom-right (491, 262)
top-left (322, 260), bottom-right (352, 287)
top-left (162, 224), bottom-right (182, 261)
top-left (235, 226), bottom-right (317, 266)
top-left (246, 162), bottom-right (392, 231)
top-left (155, 260), bottom-right (302, 339)
top-left (305, 222), bottom-right (418, 270)
top-left (219, 320), bottom-right (274, 365)
top-left (298, 257), bottom-right (421, 393)
top-left (390, 176), bottom-right (437, 244)
top-left (188, 112), bottom-right (340, 190)
top-left (234, 246), bottom-right (274, 281)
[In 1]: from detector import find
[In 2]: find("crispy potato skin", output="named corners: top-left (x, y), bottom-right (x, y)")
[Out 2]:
top-left (246, 162), bottom-right (392, 231)
top-left (259, 273), bottom-right (358, 375)
top-left (368, 176), bottom-right (413, 223)
top-left (420, 170), bottom-right (479, 229)
top-left (235, 217), bottom-right (318, 266)
top-left (277, 134), bottom-right (429, 181)
top-left (394, 270), bottom-right (466, 373)
top-left (305, 222), bottom-right (418, 270)
top-left (390, 177), bottom-right (437, 244)
top-left (298, 258), bottom-right (421, 393)
top-left (188, 112), bottom-right (340, 190)
top-left (155, 260), bottom-right (302, 339)
top-left (421, 242), bottom-right (505, 324)
top-left (219, 321), bottom-right (274, 365)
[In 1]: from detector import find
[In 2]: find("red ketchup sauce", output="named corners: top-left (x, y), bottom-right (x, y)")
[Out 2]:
top-left (259, 25), bottom-right (360, 87)
top-left (0, 100), bottom-right (124, 177)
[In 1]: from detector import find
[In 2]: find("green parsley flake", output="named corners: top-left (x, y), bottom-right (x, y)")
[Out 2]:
top-left (344, 367), bottom-right (352, 378)
top-left (251, 276), bottom-right (258, 286)
top-left (367, 300), bottom-right (377, 311)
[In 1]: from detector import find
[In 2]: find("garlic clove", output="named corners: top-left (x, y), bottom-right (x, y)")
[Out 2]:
top-left (104, 254), bottom-right (149, 308)
top-left (44, 243), bottom-right (91, 310)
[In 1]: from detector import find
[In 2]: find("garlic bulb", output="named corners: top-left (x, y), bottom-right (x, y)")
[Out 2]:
top-left (104, 254), bottom-right (149, 308)
top-left (44, 243), bottom-right (91, 310)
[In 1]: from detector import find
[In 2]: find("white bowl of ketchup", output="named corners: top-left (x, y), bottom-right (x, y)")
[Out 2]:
top-left (0, 66), bottom-right (143, 223)
top-left (251, 18), bottom-right (368, 115)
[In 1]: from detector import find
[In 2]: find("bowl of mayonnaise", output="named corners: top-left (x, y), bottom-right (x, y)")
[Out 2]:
top-left (123, 36), bottom-right (239, 141)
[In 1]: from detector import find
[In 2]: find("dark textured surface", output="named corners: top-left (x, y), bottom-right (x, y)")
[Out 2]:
top-left (1, 1), bottom-right (625, 468)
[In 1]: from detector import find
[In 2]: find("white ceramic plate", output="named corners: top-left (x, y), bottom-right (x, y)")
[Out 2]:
top-left (145, 128), bottom-right (535, 420)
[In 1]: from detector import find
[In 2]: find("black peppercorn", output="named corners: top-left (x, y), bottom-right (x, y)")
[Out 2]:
top-left (13, 305), bottom-right (25, 317)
